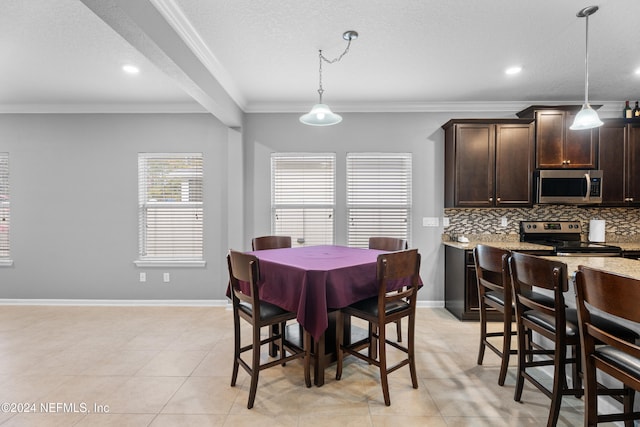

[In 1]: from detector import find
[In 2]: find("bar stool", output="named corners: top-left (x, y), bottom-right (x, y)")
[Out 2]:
top-left (575, 266), bottom-right (640, 427)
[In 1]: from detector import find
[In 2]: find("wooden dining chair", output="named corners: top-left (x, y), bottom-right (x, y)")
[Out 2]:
top-left (575, 266), bottom-right (640, 427)
top-left (509, 253), bottom-right (639, 427)
top-left (251, 235), bottom-right (292, 251)
top-left (227, 250), bottom-right (311, 409)
top-left (335, 249), bottom-right (421, 406)
top-left (368, 237), bottom-right (408, 342)
top-left (251, 235), bottom-right (293, 356)
top-left (474, 245), bottom-right (515, 386)
top-left (509, 252), bottom-right (583, 427)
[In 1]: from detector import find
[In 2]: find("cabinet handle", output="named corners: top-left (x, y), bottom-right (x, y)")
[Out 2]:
top-left (566, 160), bottom-right (571, 164)
top-left (496, 197), bottom-right (501, 202)
top-left (489, 197), bottom-right (493, 202)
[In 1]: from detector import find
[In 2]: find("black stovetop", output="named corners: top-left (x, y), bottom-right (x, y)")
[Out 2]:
top-left (520, 220), bottom-right (621, 255)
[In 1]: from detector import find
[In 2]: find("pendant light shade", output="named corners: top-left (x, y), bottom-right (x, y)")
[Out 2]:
top-left (299, 103), bottom-right (342, 126)
top-left (571, 105), bottom-right (603, 130)
top-left (570, 6), bottom-right (603, 131)
top-left (300, 31), bottom-right (357, 127)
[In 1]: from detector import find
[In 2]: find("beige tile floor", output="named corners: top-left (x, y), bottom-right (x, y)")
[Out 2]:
top-left (0, 305), bottom-right (623, 426)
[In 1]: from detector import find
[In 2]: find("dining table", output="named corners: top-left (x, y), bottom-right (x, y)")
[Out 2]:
top-left (245, 244), bottom-right (387, 386)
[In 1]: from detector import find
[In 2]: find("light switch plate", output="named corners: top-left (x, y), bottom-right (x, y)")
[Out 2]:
top-left (422, 217), bottom-right (439, 227)
top-left (442, 217), bottom-right (450, 227)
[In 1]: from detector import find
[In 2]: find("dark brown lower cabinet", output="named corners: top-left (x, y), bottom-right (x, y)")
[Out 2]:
top-left (444, 245), bottom-right (552, 321)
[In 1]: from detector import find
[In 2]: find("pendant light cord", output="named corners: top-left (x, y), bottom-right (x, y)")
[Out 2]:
top-left (583, 13), bottom-right (590, 105)
top-left (316, 35), bottom-right (356, 104)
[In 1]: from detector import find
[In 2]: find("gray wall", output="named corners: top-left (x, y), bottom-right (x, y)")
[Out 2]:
top-left (0, 113), bottom-right (232, 300)
top-left (242, 111), bottom-right (512, 303)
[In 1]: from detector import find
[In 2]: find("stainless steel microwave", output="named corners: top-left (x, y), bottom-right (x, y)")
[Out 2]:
top-left (536, 169), bottom-right (603, 204)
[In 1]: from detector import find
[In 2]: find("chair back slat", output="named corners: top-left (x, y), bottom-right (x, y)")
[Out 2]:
top-left (474, 245), bottom-right (511, 296)
top-left (509, 252), bottom-right (567, 318)
top-left (252, 236), bottom-right (292, 251)
top-left (377, 249), bottom-right (421, 309)
top-left (227, 250), bottom-right (260, 310)
top-left (576, 266), bottom-right (640, 324)
top-left (369, 237), bottom-right (408, 252)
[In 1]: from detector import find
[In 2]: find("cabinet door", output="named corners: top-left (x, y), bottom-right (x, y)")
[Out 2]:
top-left (495, 123), bottom-right (534, 206)
top-left (536, 110), bottom-right (597, 168)
top-left (564, 113), bottom-right (598, 169)
top-left (536, 110), bottom-right (565, 168)
top-left (454, 124), bottom-right (495, 207)
top-left (626, 123), bottom-right (640, 205)
top-left (598, 121), bottom-right (626, 205)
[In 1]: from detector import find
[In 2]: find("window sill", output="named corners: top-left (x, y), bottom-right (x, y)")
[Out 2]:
top-left (134, 260), bottom-right (206, 268)
top-left (0, 259), bottom-right (14, 267)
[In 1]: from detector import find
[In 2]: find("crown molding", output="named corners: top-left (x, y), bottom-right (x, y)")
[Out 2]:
top-left (246, 100), bottom-right (625, 115)
top-left (149, 0), bottom-right (247, 110)
top-left (0, 103), bottom-right (207, 114)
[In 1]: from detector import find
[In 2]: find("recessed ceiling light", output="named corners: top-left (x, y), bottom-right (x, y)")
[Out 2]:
top-left (122, 64), bottom-right (140, 74)
top-left (635, 68), bottom-right (640, 75)
top-left (505, 66), bottom-right (522, 75)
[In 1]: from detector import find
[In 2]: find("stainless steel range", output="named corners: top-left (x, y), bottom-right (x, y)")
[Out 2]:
top-left (519, 221), bottom-right (622, 257)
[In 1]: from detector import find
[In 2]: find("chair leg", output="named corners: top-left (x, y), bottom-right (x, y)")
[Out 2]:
top-left (623, 386), bottom-right (635, 427)
top-left (571, 344), bottom-right (582, 397)
top-left (498, 316), bottom-right (511, 386)
top-left (303, 329), bottom-right (312, 388)
top-left (378, 322), bottom-right (391, 406)
top-left (514, 324), bottom-right (527, 402)
top-left (408, 314), bottom-right (418, 389)
top-left (547, 341), bottom-right (566, 427)
top-left (335, 311), bottom-right (344, 381)
top-left (396, 319), bottom-right (402, 342)
top-left (477, 302), bottom-right (487, 366)
top-left (584, 358), bottom-right (598, 427)
top-left (269, 324), bottom-right (279, 357)
top-left (247, 324), bottom-right (262, 409)
top-left (231, 312), bottom-right (241, 387)
top-left (279, 321), bottom-right (287, 366)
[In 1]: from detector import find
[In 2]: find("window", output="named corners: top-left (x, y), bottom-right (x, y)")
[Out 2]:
top-left (136, 153), bottom-right (204, 266)
top-left (347, 153), bottom-right (412, 248)
top-left (271, 154), bottom-right (335, 246)
top-left (0, 153), bottom-right (10, 265)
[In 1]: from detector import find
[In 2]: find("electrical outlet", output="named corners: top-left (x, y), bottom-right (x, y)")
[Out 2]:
top-left (501, 216), bottom-right (508, 227)
top-left (443, 217), bottom-right (450, 227)
top-left (163, 273), bottom-right (170, 283)
top-left (139, 272), bottom-right (146, 282)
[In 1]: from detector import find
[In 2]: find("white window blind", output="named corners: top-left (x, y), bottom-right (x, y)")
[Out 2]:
top-left (0, 153), bottom-right (9, 260)
top-left (347, 153), bottom-right (412, 248)
top-left (138, 153), bottom-right (203, 262)
top-left (271, 154), bottom-right (335, 246)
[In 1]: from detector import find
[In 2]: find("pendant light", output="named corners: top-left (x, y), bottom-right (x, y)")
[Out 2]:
top-left (300, 31), bottom-right (358, 126)
top-left (570, 5), bottom-right (603, 130)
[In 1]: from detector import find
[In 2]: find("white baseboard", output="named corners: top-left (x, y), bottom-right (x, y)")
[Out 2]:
top-left (0, 299), bottom-right (444, 308)
top-left (0, 299), bottom-right (230, 307)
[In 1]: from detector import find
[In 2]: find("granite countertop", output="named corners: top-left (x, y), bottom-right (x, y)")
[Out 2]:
top-left (442, 240), bottom-right (554, 251)
top-left (442, 236), bottom-right (640, 252)
top-left (612, 242), bottom-right (640, 251)
top-left (541, 256), bottom-right (640, 280)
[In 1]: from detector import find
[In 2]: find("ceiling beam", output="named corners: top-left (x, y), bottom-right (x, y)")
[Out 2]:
top-left (80, 0), bottom-right (243, 128)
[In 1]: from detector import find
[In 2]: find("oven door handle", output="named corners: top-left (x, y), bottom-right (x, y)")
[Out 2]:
top-left (584, 172), bottom-right (591, 201)
top-left (555, 251), bottom-right (620, 257)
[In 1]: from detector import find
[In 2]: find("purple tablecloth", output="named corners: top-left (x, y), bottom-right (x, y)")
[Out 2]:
top-left (248, 245), bottom-right (385, 340)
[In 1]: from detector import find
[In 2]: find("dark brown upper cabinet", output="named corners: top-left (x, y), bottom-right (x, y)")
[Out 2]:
top-left (443, 119), bottom-right (535, 208)
top-left (598, 119), bottom-right (640, 206)
top-left (517, 105), bottom-right (598, 169)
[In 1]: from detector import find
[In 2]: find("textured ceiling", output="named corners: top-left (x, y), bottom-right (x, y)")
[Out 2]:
top-left (1, 0), bottom-right (639, 122)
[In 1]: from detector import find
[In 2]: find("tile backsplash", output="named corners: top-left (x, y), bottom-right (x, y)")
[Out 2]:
top-left (444, 205), bottom-right (640, 242)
